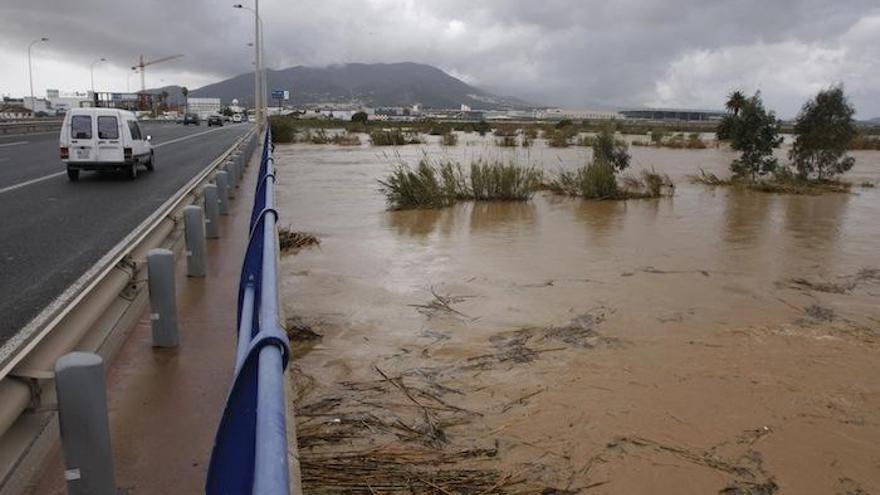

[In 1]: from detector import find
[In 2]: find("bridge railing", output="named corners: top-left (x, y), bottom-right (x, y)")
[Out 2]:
top-left (206, 124), bottom-right (292, 494)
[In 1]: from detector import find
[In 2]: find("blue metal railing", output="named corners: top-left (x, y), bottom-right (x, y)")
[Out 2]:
top-left (206, 125), bottom-right (292, 494)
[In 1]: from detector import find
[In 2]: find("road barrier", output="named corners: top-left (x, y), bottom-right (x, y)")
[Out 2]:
top-left (0, 119), bottom-right (62, 136)
top-left (206, 125), bottom-right (292, 494)
top-left (0, 127), bottom-right (258, 494)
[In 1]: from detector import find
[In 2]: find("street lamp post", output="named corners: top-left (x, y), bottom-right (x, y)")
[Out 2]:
top-left (233, 3), bottom-right (264, 127)
top-left (90, 57), bottom-right (107, 95)
top-left (27, 37), bottom-right (49, 112)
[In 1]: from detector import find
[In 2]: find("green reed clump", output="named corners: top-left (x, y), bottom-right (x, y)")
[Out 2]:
top-left (378, 159), bottom-right (458, 210)
top-left (332, 132), bottom-right (361, 146)
top-left (547, 129), bottom-right (572, 147)
top-left (497, 135), bottom-right (517, 147)
top-left (370, 129), bottom-right (422, 146)
top-left (378, 158), bottom-right (541, 209)
top-left (548, 162), bottom-right (619, 199)
top-left (469, 160), bottom-right (542, 201)
top-left (441, 132), bottom-right (459, 146)
top-left (575, 134), bottom-right (596, 147)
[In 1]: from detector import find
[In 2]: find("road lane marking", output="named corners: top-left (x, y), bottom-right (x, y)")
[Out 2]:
top-left (153, 126), bottom-right (238, 148)
top-left (0, 126), bottom-right (247, 195)
top-left (0, 141), bottom-right (28, 148)
top-left (0, 172), bottom-right (66, 194)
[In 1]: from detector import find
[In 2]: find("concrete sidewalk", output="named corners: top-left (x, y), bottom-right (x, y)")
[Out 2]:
top-left (28, 149), bottom-right (261, 494)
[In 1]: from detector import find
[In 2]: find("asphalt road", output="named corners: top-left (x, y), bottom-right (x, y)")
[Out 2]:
top-left (0, 122), bottom-right (252, 344)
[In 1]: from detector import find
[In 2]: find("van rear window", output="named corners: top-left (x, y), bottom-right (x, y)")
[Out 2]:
top-left (71, 115), bottom-right (92, 139)
top-left (97, 116), bottom-right (119, 139)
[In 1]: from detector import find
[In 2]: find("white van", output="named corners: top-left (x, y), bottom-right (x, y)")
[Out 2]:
top-left (60, 108), bottom-right (154, 181)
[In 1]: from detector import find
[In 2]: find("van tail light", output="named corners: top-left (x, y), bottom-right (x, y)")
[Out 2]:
top-left (124, 147), bottom-right (132, 160)
top-left (60, 147), bottom-right (69, 159)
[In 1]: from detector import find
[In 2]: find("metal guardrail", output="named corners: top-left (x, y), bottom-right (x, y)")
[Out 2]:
top-left (206, 124), bottom-right (292, 494)
top-left (0, 120), bottom-right (63, 136)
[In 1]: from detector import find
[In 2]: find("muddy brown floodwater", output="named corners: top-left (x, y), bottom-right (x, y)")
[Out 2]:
top-left (275, 133), bottom-right (880, 494)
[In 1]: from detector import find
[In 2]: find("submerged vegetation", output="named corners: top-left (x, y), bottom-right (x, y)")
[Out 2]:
top-left (370, 129), bottom-right (423, 146)
top-left (378, 158), bottom-right (542, 210)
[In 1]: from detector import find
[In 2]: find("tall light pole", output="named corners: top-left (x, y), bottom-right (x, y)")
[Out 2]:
top-left (90, 57), bottom-right (106, 95)
top-left (27, 37), bottom-right (49, 112)
top-left (234, 3), bottom-right (264, 127)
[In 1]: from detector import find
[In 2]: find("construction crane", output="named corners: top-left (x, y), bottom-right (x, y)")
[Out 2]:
top-left (131, 54), bottom-right (184, 93)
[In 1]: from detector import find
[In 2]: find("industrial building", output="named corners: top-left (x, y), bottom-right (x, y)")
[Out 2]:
top-left (619, 108), bottom-right (725, 122)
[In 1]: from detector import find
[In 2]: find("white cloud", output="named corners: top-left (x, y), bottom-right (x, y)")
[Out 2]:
top-left (648, 14), bottom-right (880, 117)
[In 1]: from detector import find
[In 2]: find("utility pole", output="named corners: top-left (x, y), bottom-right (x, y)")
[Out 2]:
top-left (27, 37), bottom-right (49, 112)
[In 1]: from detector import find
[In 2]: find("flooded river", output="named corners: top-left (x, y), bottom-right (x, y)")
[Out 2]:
top-left (276, 133), bottom-right (880, 494)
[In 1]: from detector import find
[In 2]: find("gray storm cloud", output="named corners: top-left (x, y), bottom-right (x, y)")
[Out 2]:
top-left (1, 0), bottom-right (878, 117)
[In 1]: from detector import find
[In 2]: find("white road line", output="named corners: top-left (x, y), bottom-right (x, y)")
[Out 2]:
top-left (0, 141), bottom-right (28, 148)
top-left (0, 172), bottom-right (65, 194)
top-left (0, 126), bottom-right (244, 196)
top-left (153, 126), bottom-right (235, 148)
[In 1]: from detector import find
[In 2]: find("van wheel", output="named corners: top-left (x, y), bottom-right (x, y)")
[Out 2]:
top-left (146, 152), bottom-right (155, 171)
top-left (67, 167), bottom-right (79, 181)
top-left (126, 162), bottom-right (138, 180)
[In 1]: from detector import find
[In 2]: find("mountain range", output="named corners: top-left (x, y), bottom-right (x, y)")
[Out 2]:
top-left (149, 62), bottom-right (532, 110)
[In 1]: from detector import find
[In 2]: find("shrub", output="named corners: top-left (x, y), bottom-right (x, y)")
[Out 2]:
top-left (441, 132), bottom-right (458, 146)
top-left (332, 133), bottom-right (361, 146)
top-left (497, 135), bottom-right (517, 147)
top-left (650, 129), bottom-right (666, 144)
top-left (547, 130), bottom-right (571, 147)
top-left (849, 134), bottom-right (880, 150)
top-left (555, 119), bottom-right (573, 129)
top-left (469, 161), bottom-right (542, 201)
top-left (592, 127), bottom-right (630, 172)
top-left (270, 116), bottom-right (295, 143)
top-left (548, 162), bottom-right (618, 199)
top-left (377, 159), bottom-right (457, 210)
top-left (370, 129), bottom-right (421, 146)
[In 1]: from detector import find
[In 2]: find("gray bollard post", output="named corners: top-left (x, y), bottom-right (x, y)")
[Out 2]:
top-left (55, 352), bottom-right (116, 495)
top-left (147, 249), bottom-right (178, 347)
top-left (203, 184), bottom-right (219, 239)
top-left (183, 205), bottom-right (206, 277)
top-left (215, 171), bottom-right (229, 215)
top-left (225, 159), bottom-right (238, 188)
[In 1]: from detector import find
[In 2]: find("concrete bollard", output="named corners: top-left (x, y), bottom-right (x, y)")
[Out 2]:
top-left (215, 171), bottom-right (229, 215)
top-left (225, 159), bottom-right (238, 188)
top-left (55, 352), bottom-right (116, 495)
top-left (183, 205), bottom-right (206, 277)
top-left (147, 249), bottom-right (179, 347)
top-left (203, 184), bottom-right (219, 239)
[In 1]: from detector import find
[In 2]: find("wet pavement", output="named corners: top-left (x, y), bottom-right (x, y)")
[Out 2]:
top-left (276, 134), bottom-right (880, 494)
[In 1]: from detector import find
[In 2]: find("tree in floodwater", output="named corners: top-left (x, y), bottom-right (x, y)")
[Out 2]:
top-left (789, 85), bottom-right (857, 180)
top-left (725, 90), bottom-right (747, 116)
top-left (716, 92), bottom-right (782, 181)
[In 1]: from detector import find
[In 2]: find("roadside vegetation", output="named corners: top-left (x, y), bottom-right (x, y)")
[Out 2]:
top-left (370, 129), bottom-right (423, 146)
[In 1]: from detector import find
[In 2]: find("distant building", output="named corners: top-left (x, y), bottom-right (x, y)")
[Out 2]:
top-left (187, 97), bottom-right (221, 119)
top-left (537, 108), bottom-right (621, 121)
top-left (460, 104), bottom-right (472, 112)
top-left (619, 108), bottom-right (724, 122)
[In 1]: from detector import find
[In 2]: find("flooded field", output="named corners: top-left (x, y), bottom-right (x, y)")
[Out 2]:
top-left (276, 134), bottom-right (880, 494)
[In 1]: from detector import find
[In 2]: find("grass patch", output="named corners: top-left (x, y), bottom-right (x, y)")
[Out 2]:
top-left (496, 135), bottom-right (517, 147)
top-left (849, 134), bottom-right (880, 150)
top-left (546, 129), bottom-right (572, 148)
top-left (690, 168), bottom-right (852, 194)
top-left (441, 132), bottom-right (458, 146)
top-left (548, 165), bottom-right (672, 200)
top-left (370, 129), bottom-right (423, 146)
top-left (378, 158), bottom-right (541, 210)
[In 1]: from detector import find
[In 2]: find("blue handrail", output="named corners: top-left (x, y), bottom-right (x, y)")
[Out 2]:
top-left (206, 124), bottom-right (292, 494)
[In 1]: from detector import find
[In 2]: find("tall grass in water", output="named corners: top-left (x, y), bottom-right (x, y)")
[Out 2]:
top-left (441, 132), bottom-right (458, 146)
top-left (469, 161), bottom-right (542, 201)
top-left (379, 159), bottom-right (541, 209)
top-left (378, 159), bottom-right (458, 210)
top-left (496, 135), bottom-right (517, 147)
top-left (548, 162), bottom-right (618, 199)
top-left (370, 129), bottom-right (422, 146)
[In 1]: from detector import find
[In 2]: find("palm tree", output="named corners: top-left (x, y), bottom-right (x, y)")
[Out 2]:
top-left (726, 90), bottom-right (747, 116)
top-left (181, 86), bottom-right (189, 114)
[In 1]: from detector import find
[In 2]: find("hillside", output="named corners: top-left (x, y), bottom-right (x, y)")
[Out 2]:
top-left (187, 62), bottom-right (531, 110)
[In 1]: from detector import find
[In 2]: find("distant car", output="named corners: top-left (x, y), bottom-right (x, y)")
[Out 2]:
top-left (247, 115), bottom-right (256, 122)
top-left (207, 115), bottom-right (224, 127)
top-left (232, 114), bottom-right (243, 123)
top-left (183, 113), bottom-right (200, 126)
top-left (59, 107), bottom-right (153, 181)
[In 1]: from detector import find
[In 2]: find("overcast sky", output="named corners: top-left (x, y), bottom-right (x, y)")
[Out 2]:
top-left (1, 0), bottom-right (879, 118)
